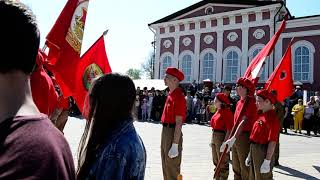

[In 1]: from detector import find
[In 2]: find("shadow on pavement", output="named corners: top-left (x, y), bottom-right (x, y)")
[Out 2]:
top-left (313, 166), bottom-right (320, 174)
top-left (274, 165), bottom-right (319, 180)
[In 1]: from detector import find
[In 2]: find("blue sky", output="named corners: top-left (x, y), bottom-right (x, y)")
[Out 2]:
top-left (22, 0), bottom-right (320, 75)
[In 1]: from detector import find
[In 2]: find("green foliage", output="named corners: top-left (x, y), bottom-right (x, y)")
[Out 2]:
top-left (126, 68), bottom-right (141, 79)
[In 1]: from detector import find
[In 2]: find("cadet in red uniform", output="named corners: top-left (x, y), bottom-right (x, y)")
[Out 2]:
top-left (31, 51), bottom-right (59, 119)
top-left (246, 89), bottom-right (280, 180)
top-left (161, 67), bottom-right (186, 180)
top-left (220, 77), bottom-right (257, 180)
top-left (210, 93), bottom-right (233, 180)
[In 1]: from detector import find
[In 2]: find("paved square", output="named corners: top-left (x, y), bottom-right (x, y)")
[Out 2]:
top-left (64, 117), bottom-right (320, 180)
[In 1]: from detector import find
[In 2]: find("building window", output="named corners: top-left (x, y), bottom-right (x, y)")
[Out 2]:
top-left (161, 56), bottom-right (172, 79)
top-left (294, 46), bottom-right (310, 81)
top-left (292, 40), bottom-right (315, 83)
top-left (202, 52), bottom-right (215, 81)
top-left (225, 51), bottom-right (239, 82)
top-left (248, 44), bottom-right (268, 82)
top-left (252, 48), bottom-right (267, 82)
top-left (181, 55), bottom-right (192, 82)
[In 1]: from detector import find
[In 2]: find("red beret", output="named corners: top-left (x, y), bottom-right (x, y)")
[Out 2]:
top-left (166, 67), bottom-right (184, 81)
top-left (216, 93), bottom-right (231, 105)
top-left (256, 89), bottom-right (277, 104)
top-left (236, 77), bottom-right (255, 92)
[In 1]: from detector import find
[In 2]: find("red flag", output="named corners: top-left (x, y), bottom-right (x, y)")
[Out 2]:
top-left (74, 35), bottom-right (112, 114)
top-left (45, 0), bottom-right (89, 97)
top-left (265, 41), bottom-right (294, 103)
top-left (244, 17), bottom-right (287, 85)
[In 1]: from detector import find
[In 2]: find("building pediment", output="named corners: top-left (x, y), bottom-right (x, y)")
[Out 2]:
top-left (149, 0), bottom-right (282, 25)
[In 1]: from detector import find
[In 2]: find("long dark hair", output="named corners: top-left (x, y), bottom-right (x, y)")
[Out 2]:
top-left (77, 73), bottom-right (136, 179)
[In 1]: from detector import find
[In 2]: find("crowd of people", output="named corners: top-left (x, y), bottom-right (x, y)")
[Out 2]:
top-left (135, 81), bottom-right (320, 137)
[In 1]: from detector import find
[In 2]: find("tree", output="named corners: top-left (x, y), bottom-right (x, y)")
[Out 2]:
top-left (126, 68), bottom-right (141, 80)
top-left (141, 51), bottom-right (155, 79)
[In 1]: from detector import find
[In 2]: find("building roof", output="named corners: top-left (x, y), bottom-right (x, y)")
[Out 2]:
top-left (149, 0), bottom-right (283, 25)
top-left (290, 14), bottom-right (320, 20)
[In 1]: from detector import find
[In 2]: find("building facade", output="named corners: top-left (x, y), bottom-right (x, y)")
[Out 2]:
top-left (149, 0), bottom-right (320, 90)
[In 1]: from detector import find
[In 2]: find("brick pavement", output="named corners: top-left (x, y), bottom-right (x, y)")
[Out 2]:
top-left (64, 117), bottom-right (320, 180)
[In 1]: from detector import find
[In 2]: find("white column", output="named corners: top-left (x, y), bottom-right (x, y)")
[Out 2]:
top-left (216, 28), bottom-right (223, 83)
top-left (241, 26), bottom-right (249, 76)
top-left (268, 10), bottom-right (275, 76)
top-left (193, 21), bottom-right (201, 83)
top-left (274, 37), bottom-right (283, 69)
top-left (173, 35), bottom-right (179, 68)
top-left (194, 32), bottom-right (201, 83)
top-left (230, 15), bottom-right (235, 25)
top-left (155, 29), bottom-right (161, 79)
top-left (240, 13), bottom-right (249, 76)
top-left (268, 22), bottom-right (275, 76)
top-left (256, 11), bottom-right (263, 22)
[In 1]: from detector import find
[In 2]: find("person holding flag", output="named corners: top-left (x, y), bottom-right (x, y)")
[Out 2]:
top-left (220, 77), bottom-right (257, 180)
top-left (31, 50), bottom-right (59, 120)
top-left (245, 89), bottom-right (280, 180)
top-left (210, 93), bottom-right (233, 180)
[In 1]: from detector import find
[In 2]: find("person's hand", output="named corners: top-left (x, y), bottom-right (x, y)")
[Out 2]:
top-left (219, 136), bottom-right (236, 153)
top-left (245, 154), bottom-right (251, 167)
top-left (168, 143), bottom-right (179, 158)
top-left (260, 159), bottom-right (271, 173)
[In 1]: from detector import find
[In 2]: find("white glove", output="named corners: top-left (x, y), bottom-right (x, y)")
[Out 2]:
top-left (168, 143), bottom-right (179, 158)
top-left (220, 136), bottom-right (236, 153)
top-left (260, 159), bottom-right (271, 173)
top-left (245, 154), bottom-right (251, 167)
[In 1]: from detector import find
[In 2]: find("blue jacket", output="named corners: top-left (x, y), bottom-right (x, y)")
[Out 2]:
top-left (87, 120), bottom-right (146, 180)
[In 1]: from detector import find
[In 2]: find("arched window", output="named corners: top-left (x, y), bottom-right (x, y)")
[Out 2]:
top-left (292, 40), bottom-right (315, 83)
top-left (252, 48), bottom-right (267, 81)
top-left (200, 49), bottom-right (216, 81)
top-left (161, 56), bottom-right (172, 79)
top-left (223, 47), bottom-right (241, 82)
top-left (248, 44), bottom-right (268, 82)
top-left (226, 51), bottom-right (238, 82)
top-left (202, 53), bottom-right (214, 81)
top-left (181, 55), bottom-right (192, 82)
top-left (294, 46), bottom-right (310, 81)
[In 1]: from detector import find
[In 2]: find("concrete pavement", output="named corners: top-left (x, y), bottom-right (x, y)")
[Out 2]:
top-left (64, 117), bottom-right (320, 180)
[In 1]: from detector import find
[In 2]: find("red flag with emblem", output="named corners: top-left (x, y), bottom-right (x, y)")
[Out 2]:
top-left (74, 34), bottom-right (112, 114)
top-left (244, 16), bottom-right (287, 85)
top-left (45, 0), bottom-right (89, 97)
top-left (265, 41), bottom-right (294, 103)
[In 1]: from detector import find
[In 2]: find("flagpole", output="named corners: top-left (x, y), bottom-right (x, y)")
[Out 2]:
top-left (80, 29), bottom-right (109, 59)
top-left (266, 37), bottom-right (294, 90)
top-left (103, 29), bottom-right (109, 36)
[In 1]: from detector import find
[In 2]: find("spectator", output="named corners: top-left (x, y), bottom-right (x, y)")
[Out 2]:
top-left (304, 102), bottom-right (314, 136)
top-left (185, 90), bottom-right (194, 123)
top-left (147, 92), bottom-right (154, 121)
top-left (291, 99), bottom-right (305, 133)
top-left (77, 74), bottom-right (146, 179)
top-left (134, 95), bottom-right (140, 119)
top-left (222, 85), bottom-right (237, 113)
top-left (141, 98), bottom-right (148, 121)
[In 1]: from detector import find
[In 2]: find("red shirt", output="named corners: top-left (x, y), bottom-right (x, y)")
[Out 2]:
top-left (210, 108), bottom-right (234, 131)
top-left (31, 67), bottom-right (59, 116)
top-left (250, 109), bottom-right (280, 144)
top-left (233, 97), bottom-right (257, 132)
top-left (161, 88), bottom-right (186, 124)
